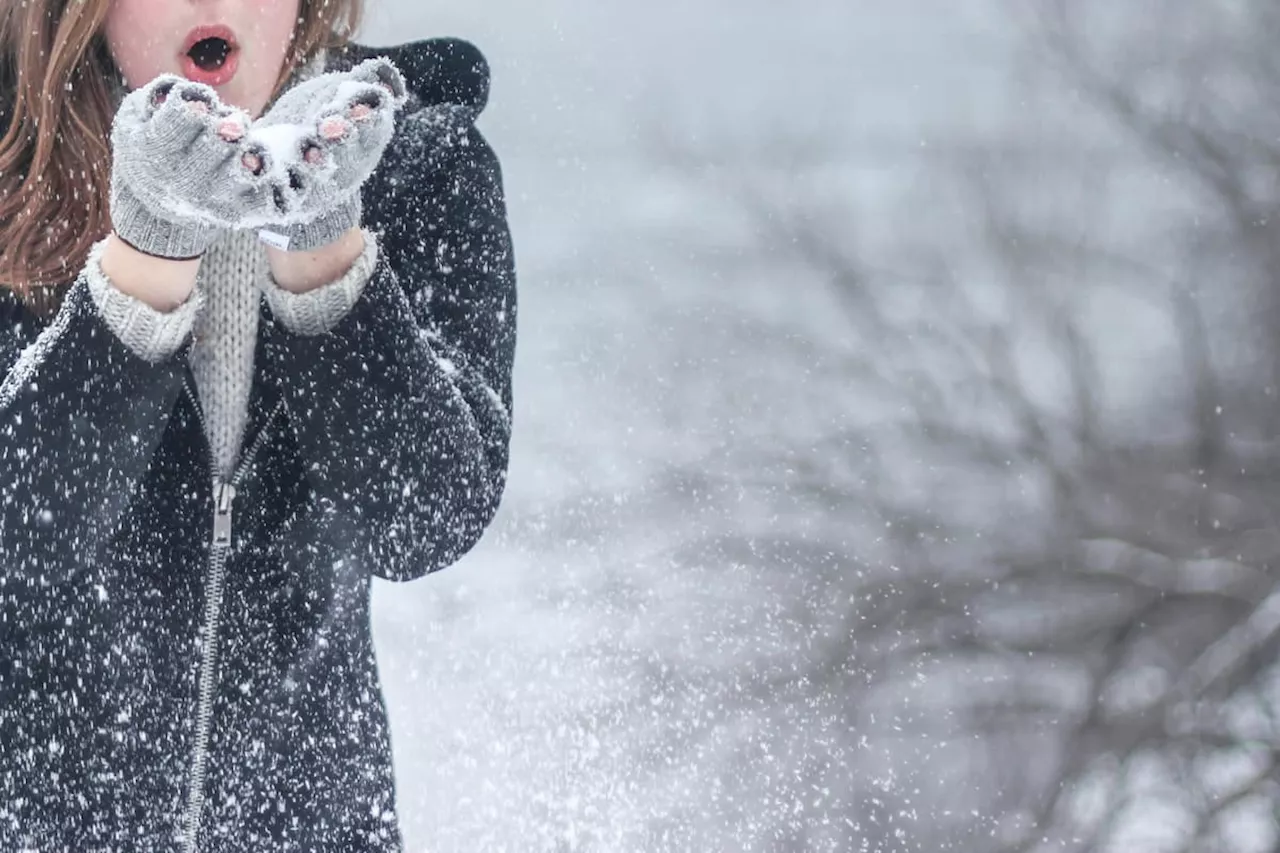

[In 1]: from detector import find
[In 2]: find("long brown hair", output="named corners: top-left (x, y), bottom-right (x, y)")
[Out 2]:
top-left (0, 0), bottom-right (364, 319)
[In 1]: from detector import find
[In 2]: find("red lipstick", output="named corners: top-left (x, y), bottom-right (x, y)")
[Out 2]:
top-left (180, 25), bottom-right (239, 87)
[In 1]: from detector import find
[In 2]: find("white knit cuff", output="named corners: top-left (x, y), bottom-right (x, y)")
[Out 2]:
top-left (260, 228), bottom-right (379, 336)
top-left (85, 237), bottom-right (206, 364)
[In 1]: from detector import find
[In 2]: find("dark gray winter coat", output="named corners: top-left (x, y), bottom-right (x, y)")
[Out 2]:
top-left (0, 38), bottom-right (515, 852)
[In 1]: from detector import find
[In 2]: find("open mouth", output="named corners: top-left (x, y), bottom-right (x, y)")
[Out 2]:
top-left (188, 36), bottom-right (233, 72)
top-left (181, 26), bottom-right (239, 84)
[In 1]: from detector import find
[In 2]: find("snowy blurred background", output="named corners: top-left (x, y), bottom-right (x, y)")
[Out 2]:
top-left (362, 1), bottom-right (1280, 851)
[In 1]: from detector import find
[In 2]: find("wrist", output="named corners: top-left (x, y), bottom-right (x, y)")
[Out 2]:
top-left (265, 226), bottom-right (366, 293)
top-left (100, 232), bottom-right (201, 312)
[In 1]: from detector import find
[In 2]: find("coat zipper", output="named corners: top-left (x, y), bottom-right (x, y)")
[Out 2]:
top-left (179, 375), bottom-right (286, 853)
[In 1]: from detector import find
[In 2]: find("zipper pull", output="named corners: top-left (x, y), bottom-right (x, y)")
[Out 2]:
top-left (213, 482), bottom-right (236, 548)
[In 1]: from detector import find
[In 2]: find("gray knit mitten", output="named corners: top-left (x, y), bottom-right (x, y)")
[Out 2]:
top-left (235, 57), bottom-right (408, 251)
top-left (109, 75), bottom-right (254, 259)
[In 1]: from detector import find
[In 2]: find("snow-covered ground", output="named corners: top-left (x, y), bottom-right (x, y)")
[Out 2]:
top-left (359, 3), bottom-right (1019, 849)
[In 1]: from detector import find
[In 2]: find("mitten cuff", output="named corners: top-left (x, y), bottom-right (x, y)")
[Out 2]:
top-left (276, 197), bottom-right (363, 253)
top-left (111, 182), bottom-right (219, 260)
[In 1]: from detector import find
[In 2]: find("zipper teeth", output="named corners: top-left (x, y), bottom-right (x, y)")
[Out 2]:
top-left (179, 376), bottom-right (285, 852)
top-left (181, 545), bottom-right (228, 850)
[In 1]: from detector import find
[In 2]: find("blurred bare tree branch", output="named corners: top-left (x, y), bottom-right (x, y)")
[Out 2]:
top-left (614, 1), bottom-right (1280, 850)
top-left (498, 1), bottom-right (1280, 849)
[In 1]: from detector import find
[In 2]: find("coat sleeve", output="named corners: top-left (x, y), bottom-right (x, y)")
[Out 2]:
top-left (259, 105), bottom-right (517, 582)
top-left (0, 266), bottom-right (192, 587)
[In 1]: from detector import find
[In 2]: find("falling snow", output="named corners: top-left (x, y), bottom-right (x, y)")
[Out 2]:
top-left (5, 1), bottom-right (1277, 852)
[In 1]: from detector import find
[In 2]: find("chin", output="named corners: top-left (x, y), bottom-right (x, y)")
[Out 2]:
top-left (236, 88), bottom-right (270, 119)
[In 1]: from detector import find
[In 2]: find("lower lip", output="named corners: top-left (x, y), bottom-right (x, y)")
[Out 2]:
top-left (181, 50), bottom-right (239, 87)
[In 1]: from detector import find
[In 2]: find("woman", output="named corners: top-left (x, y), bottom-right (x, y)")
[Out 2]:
top-left (0, 0), bottom-right (516, 849)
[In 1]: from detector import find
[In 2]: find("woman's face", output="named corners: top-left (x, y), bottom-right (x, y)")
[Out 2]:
top-left (104, 0), bottom-right (302, 118)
